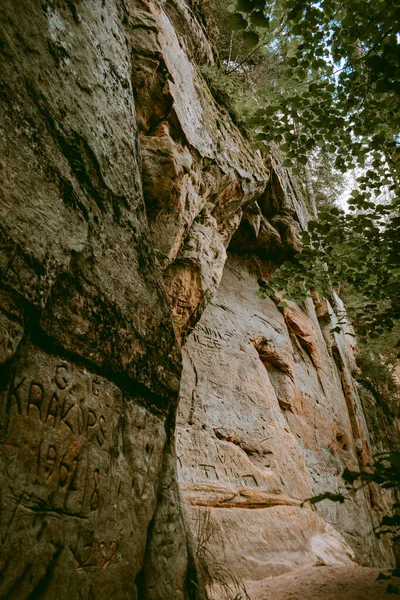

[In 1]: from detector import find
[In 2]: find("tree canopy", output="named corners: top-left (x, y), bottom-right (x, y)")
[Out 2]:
top-left (228, 0), bottom-right (400, 181)
top-left (221, 0), bottom-right (400, 342)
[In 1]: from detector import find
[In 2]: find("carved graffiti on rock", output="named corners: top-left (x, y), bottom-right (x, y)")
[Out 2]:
top-left (200, 463), bottom-right (219, 480)
top-left (192, 324), bottom-right (229, 350)
top-left (0, 343), bottom-right (165, 524)
top-left (3, 366), bottom-right (109, 447)
top-left (73, 540), bottom-right (118, 571)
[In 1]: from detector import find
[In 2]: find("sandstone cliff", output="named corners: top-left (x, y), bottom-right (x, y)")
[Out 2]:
top-left (0, 1), bottom-right (398, 599)
top-left (0, 1), bottom-right (202, 598)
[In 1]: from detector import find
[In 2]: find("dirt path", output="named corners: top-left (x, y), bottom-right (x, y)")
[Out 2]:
top-left (244, 566), bottom-right (400, 599)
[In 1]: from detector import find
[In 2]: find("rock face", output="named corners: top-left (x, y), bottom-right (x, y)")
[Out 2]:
top-left (1, 1), bottom-right (398, 599)
top-left (177, 256), bottom-right (395, 588)
top-left (0, 1), bottom-right (203, 598)
top-left (129, 0), bottom-right (269, 344)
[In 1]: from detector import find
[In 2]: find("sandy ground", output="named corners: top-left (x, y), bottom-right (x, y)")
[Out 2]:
top-left (244, 566), bottom-right (400, 599)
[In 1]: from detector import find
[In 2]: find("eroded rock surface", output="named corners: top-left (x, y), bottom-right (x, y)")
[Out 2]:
top-left (177, 255), bottom-right (396, 588)
top-left (1, 343), bottom-right (166, 597)
top-left (0, 1), bottom-right (204, 598)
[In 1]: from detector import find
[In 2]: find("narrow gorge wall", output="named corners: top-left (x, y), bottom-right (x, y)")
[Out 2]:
top-left (177, 256), bottom-right (395, 585)
top-left (0, 2), bottom-right (204, 598)
top-left (127, 0), bottom-right (397, 583)
top-left (0, 1), bottom-right (398, 599)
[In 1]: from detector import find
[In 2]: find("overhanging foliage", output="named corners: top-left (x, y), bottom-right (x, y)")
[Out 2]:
top-left (224, 0), bottom-right (399, 341)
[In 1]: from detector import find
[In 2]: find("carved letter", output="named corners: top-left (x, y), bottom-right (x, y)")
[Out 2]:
top-left (77, 545), bottom-right (96, 570)
top-left (96, 415), bottom-right (106, 446)
top-left (44, 445), bottom-right (57, 480)
top-left (100, 541), bottom-right (117, 569)
top-left (90, 469), bottom-right (100, 511)
top-left (67, 457), bottom-right (79, 492)
top-left (92, 379), bottom-right (100, 396)
top-left (5, 372), bottom-right (25, 419)
top-left (86, 409), bottom-right (97, 436)
top-left (55, 365), bottom-right (69, 390)
top-left (60, 397), bottom-right (76, 434)
top-left (28, 382), bottom-right (44, 418)
top-left (77, 404), bottom-right (85, 436)
top-left (45, 392), bottom-right (59, 427)
top-left (59, 450), bottom-right (71, 487)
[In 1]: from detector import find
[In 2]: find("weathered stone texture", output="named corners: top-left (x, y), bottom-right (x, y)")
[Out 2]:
top-left (128, 0), bottom-right (278, 343)
top-left (130, 5), bottom-right (399, 588)
top-left (0, 1), bottom-right (203, 598)
top-left (177, 255), bottom-right (396, 591)
top-left (1, 343), bottom-right (166, 597)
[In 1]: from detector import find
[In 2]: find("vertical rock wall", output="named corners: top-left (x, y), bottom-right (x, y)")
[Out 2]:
top-left (177, 255), bottom-right (396, 587)
top-left (127, 0), bottom-right (398, 588)
top-left (0, 1), bottom-right (203, 598)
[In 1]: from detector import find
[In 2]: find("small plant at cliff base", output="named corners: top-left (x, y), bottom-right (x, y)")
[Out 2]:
top-left (194, 509), bottom-right (250, 600)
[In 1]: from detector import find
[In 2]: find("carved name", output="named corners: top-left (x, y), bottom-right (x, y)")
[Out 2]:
top-left (4, 367), bottom-right (108, 447)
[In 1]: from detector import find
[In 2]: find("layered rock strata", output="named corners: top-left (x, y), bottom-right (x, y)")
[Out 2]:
top-left (128, 0), bottom-right (397, 587)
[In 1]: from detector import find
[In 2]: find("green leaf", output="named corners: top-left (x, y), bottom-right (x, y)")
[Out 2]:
top-left (242, 30), bottom-right (260, 48)
top-left (236, 0), bottom-right (254, 12)
top-left (250, 10), bottom-right (269, 27)
top-left (229, 12), bottom-right (248, 30)
top-left (366, 54), bottom-right (387, 75)
top-left (375, 79), bottom-right (390, 93)
top-left (282, 159), bottom-right (293, 168)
